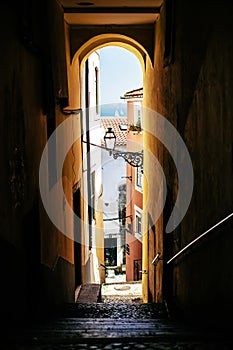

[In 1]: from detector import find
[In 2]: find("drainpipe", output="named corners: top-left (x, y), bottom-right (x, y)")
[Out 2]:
top-left (85, 59), bottom-right (92, 249)
top-left (142, 216), bottom-right (149, 303)
top-left (142, 166), bottom-right (149, 302)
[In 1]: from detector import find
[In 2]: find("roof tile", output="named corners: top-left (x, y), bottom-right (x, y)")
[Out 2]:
top-left (101, 118), bottom-right (128, 146)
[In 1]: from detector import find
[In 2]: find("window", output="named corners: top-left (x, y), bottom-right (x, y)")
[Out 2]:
top-left (136, 214), bottom-right (142, 236)
top-left (134, 103), bottom-right (142, 123)
top-left (119, 123), bottom-right (128, 131)
top-left (134, 206), bottom-right (143, 242)
top-left (135, 165), bottom-right (143, 191)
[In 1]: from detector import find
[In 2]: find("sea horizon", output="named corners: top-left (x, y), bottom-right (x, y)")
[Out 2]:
top-left (100, 103), bottom-right (127, 117)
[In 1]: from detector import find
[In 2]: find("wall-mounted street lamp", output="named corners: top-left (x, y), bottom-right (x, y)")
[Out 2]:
top-left (61, 106), bottom-right (143, 168)
top-left (103, 127), bottom-right (143, 168)
top-left (82, 127), bottom-right (143, 168)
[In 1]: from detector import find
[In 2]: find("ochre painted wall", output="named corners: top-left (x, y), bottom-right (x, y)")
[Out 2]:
top-left (143, 0), bottom-right (233, 320)
top-left (0, 0), bottom-right (77, 320)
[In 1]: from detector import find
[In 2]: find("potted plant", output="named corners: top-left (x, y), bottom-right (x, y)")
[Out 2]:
top-left (128, 117), bottom-right (142, 133)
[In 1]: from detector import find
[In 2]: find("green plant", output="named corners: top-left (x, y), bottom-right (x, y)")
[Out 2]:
top-left (128, 119), bottom-right (142, 132)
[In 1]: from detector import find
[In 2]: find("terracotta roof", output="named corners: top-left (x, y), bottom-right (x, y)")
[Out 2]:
top-left (101, 117), bottom-right (127, 146)
top-left (120, 87), bottom-right (143, 100)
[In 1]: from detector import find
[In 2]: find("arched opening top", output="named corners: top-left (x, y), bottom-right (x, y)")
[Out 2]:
top-left (67, 31), bottom-right (149, 113)
top-left (71, 33), bottom-right (153, 70)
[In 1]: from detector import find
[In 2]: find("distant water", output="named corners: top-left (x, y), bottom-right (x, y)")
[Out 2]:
top-left (101, 103), bottom-right (127, 117)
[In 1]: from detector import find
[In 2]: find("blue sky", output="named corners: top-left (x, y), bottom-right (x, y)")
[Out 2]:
top-left (99, 46), bottom-right (143, 105)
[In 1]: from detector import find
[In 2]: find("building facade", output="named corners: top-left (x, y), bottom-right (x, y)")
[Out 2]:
top-left (80, 51), bottom-right (105, 285)
top-left (121, 88), bottom-right (144, 282)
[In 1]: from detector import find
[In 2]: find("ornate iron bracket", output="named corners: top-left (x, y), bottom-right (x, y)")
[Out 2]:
top-left (112, 150), bottom-right (143, 168)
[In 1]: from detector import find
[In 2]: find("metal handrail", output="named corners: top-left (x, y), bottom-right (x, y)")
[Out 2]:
top-left (167, 212), bottom-right (233, 265)
top-left (151, 252), bottom-right (162, 265)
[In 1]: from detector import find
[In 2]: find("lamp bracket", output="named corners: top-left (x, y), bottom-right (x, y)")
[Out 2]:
top-left (112, 150), bottom-right (143, 168)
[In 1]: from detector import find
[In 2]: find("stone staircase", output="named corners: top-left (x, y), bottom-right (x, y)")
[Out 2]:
top-left (1, 302), bottom-right (233, 349)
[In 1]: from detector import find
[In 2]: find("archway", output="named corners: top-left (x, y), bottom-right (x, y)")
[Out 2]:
top-left (68, 33), bottom-right (152, 108)
top-left (69, 33), bottom-right (149, 302)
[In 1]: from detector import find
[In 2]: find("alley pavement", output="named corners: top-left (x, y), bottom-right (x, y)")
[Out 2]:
top-left (1, 301), bottom-right (233, 349)
top-left (101, 279), bottom-right (142, 303)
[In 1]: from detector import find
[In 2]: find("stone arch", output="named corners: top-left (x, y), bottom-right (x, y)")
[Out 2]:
top-left (72, 33), bottom-right (152, 70)
top-left (69, 23), bottom-right (155, 65)
top-left (69, 33), bottom-right (151, 107)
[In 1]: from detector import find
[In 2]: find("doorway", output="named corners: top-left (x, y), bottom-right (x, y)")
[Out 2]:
top-left (104, 238), bottom-right (117, 266)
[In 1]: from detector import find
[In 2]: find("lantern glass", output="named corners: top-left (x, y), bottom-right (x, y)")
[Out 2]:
top-left (104, 127), bottom-right (116, 150)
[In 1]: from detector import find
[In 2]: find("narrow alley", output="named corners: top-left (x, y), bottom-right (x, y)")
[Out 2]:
top-left (1, 1), bottom-right (233, 349)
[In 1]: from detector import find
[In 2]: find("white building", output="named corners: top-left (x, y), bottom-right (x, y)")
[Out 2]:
top-left (100, 117), bottom-right (128, 268)
top-left (80, 50), bottom-right (104, 283)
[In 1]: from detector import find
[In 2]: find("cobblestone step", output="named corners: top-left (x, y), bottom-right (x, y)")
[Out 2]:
top-left (2, 339), bottom-right (233, 350)
top-left (7, 317), bottom-right (227, 341)
top-left (76, 284), bottom-right (101, 303)
top-left (62, 302), bottom-right (167, 319)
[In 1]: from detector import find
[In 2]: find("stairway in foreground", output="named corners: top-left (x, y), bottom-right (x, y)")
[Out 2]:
top-left (1, 302), bottom-right (233, 349)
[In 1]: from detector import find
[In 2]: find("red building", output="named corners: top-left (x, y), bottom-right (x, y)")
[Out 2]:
top-left (121, 88), bottom-right (143, 281)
